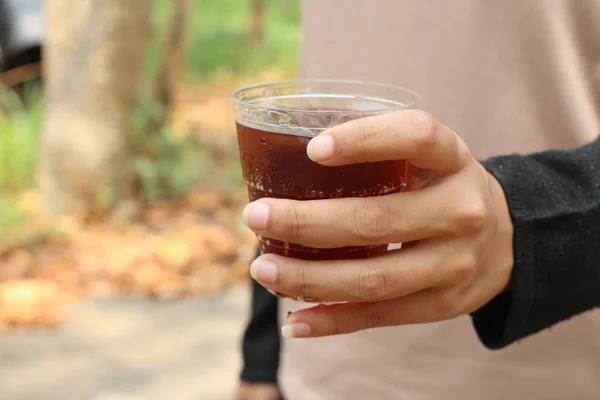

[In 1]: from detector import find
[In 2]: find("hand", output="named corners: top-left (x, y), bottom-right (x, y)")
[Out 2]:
top-left (234, 382), bottom-right (283, 400)
top-left (242, 110), bottom-right (514, 338)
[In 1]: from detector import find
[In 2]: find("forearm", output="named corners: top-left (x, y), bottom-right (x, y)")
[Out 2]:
top-left (474, 136), bottom-right (600, 348)
top-left (241, 257), bottom-right (281, 383)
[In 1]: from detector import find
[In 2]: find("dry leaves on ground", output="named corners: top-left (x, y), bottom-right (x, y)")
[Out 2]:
top-left (0, 189), bottom-right (256, 331)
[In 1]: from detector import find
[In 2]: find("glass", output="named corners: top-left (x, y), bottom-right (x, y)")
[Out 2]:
top-left (232, 79), bottom-right (418, 262)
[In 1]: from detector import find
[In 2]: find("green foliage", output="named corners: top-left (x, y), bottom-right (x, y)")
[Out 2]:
top-left (0, 195), bottom-right (26, 231)
top-left (0, 85), bottom-right (43, 191)
top-left (130, 97), bottom-right (208, 203)
top-left (151, 0), bottom-right (301, 81)
top-left (220, 161), bottom-right (245, 198)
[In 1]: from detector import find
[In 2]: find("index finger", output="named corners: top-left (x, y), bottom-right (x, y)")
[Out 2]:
top-left (307, 110), bottom-right (470, 174)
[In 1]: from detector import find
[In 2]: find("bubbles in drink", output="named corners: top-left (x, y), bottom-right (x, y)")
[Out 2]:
top-left (236, 119), bottom-right (408, 261)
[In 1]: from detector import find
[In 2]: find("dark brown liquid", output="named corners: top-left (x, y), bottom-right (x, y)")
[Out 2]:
top-left (236, 121), bottom-right (407, 261)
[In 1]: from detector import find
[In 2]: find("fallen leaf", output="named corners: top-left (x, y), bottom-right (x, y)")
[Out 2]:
top-left (0, 250), bottom-right (34, 280)
top-left (129, 261), bottom-right (166, 293)
top-left (154, 234), bottom-right (194, 272)
top-left (200, 226), bottom-right (239, 260)
top-left (0, 280), bottom-right (63, 326)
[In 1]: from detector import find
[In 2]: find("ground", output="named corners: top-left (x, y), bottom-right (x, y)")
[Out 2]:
top-left (0, 283), bottom-right (250, 400)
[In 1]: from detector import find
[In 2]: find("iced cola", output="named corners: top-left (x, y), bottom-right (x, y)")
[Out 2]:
top-left (232, 80), bottom-right (418, 261)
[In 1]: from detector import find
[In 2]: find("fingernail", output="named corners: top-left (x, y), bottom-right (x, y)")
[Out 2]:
top-left (250, 259), bottom-right (278, 284)
top-left (242, 201), bottom-right (269, 230)
top-left (281, 323), bottom-right (311, 338)
top-left (307, 135), bottom-right (334, 162)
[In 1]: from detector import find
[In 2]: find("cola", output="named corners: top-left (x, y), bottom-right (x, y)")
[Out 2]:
top-left (236, 120), bottom-right (408, 261)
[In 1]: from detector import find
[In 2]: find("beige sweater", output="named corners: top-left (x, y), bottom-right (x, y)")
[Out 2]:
top-left (279, 1), bottom-right (600, 399)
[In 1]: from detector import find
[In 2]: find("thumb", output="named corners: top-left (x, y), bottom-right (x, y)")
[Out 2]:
top-left (306, 110), bottom-right (470, 175)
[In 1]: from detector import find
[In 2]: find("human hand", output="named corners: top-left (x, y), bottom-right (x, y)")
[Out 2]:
top-left (234, 382), bottom-right (284, 400)
top-left (242, 110), bottom-right (514, 338)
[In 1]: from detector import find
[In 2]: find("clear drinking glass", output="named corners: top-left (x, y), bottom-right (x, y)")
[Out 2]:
top-left (232, 80), bottom-right (418, 262)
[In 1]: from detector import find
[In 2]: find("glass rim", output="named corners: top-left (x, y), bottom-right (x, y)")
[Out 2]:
top-left (230, 79), bottom-right (419, 115)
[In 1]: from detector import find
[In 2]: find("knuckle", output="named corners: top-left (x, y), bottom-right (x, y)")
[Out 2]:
top-left (291, 265), bottom-right (311, 297)
top-left (355, 119), bottom-right (378, 153)
top-left (333, 312), bottom-right (353, 335)
top-left (282, 202), bottom-right (310, 240)
top-left (449, 253), bottom-right (477, 283)
top-left (331, 317), bottom-right (342, 335)
top-left (362, 304), bottom-right (382, 329)
top-left (351, 199), bottom-right (392, 242)
top-left (407, 110), bottom-right (440, 154)
top-left (356, 265), bottom-right (390, 301)
top-left (332, 305), bottom-right (382, 335)
top-left (454, 198), bottom-right (487, 234)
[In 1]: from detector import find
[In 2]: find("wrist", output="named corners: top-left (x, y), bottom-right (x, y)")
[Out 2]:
top-left (485, 166), bottom-right (515, 296)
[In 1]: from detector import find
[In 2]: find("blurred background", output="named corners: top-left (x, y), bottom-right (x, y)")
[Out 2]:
top-left (0, 0), bottom-right (300, 398)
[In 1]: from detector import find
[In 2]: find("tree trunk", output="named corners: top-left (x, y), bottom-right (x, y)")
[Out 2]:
top-left (154, 0), bottom-right (193, 110)
top-left (250, 0), bottom-right (265, 47)
top-left (39, 0), bottom-right (152, 216)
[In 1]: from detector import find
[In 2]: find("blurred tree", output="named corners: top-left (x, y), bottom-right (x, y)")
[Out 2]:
top-left (39, 0), bottom-right (152, 215)
top-left (154, 0), bottom-right (192, 115)
top-left (130, 0), bottom-right (196, 202)
top-left (250, 0), bottom-right (265, 46)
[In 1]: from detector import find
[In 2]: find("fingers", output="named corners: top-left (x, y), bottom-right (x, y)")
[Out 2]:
top-left (242, 187), bottom-right (453, 248)
top-left (281, 288), bottom-right (466, 338)
top-left (250, 242), bottom-right (454, 303)
top-left (307, 110), bottom-right (470, 174)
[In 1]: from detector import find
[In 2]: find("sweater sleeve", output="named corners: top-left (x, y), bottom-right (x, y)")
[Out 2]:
top-left (240, 250), bottom-right (281, 384)
top-left (473, 136), bottom-right (600, 349)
